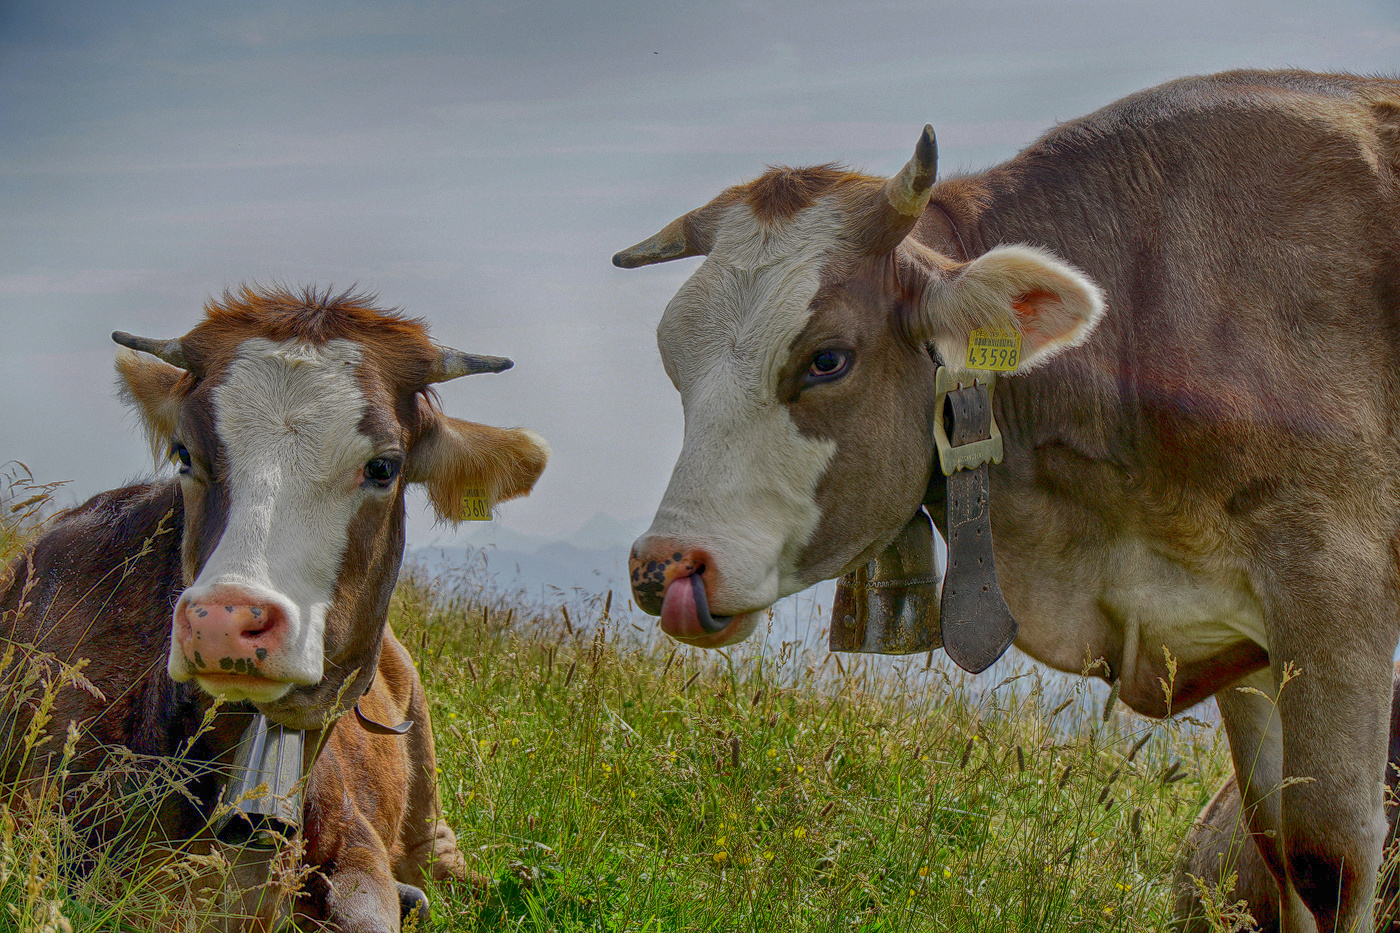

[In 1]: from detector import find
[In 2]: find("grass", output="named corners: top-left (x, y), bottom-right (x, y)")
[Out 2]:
top-left (394, 569), bottom-right (1230, 932)
top-left (0, 470), bottom-right (1240, 931)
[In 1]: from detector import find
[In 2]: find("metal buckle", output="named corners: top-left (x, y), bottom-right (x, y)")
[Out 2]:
top-left (932, 367), bottom-right (1004, 476)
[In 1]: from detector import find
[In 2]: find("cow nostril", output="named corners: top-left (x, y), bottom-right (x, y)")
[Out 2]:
top-left (243, 618), bottom-right (274, 639)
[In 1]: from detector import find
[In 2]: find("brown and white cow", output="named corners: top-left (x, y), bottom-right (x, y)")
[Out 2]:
top-left (616, 70), bottom-right (1400, 932)
top-left (0, 285), bottom-right (548, 930)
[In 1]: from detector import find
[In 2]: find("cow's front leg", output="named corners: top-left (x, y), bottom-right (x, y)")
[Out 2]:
top-left (1216, 669), bottom-right (1315, 932)
top-left (1262, 539), bottom-right (1396, 933)
top-left (320, 864), bottom-right (403, 933)
top-left (1273, 643), bottom-right (1391, 932)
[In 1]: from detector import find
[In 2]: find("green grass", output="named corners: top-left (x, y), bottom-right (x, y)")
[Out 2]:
top-left (0, 474), bottom-right (1237, 931)
top-left (395, 568), bottom-right (1230, 932)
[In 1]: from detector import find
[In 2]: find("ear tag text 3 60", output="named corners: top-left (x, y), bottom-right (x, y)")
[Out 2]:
top-left (461, 486), bottom-right (491, 521)
top-left (965, 327), bottom-right (1021, 372)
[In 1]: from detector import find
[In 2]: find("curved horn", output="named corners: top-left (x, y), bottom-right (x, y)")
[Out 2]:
top-left (858, 125), bottom-right (939, 255)
top-left (883, 124), bottom-right (938, 217)
top-left (112, 331), bottom-right (189, 370)
top-left (612, 198), bottom-right (728, 269)
top-left (426, 346), bottom-right (514, 383)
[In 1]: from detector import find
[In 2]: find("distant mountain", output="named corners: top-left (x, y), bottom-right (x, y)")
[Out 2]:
top-left (409, 512), bottom-right (646, 604)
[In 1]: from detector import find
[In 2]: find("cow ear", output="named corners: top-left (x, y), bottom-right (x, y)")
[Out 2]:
top-left (912, 244), bottom-right (1105, 371)
top-left (405, 410), bottom-right (549, 523)
top-left (116, 349), bottom-right (185, 463)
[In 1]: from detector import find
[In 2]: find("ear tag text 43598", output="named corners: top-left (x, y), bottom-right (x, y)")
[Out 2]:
top-left (461, 486), bottom-right (491, 521)
top-left (965, 327), bottom-right (1021, 372)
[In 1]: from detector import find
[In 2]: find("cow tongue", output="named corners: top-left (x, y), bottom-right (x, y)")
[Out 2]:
top-left (660, 574), bottom-right (732, 639)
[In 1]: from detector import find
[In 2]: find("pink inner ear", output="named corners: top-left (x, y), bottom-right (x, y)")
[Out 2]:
top-left (1010, 289), bottom-right (1058, 324)
top-left (1010, 288), bottom-right (1077, 348)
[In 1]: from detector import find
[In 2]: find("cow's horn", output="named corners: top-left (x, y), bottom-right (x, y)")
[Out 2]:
top-left (883, 124), bottom-right (938, 217)
top-left (426, 346), bottom-right (514, 383)
top-left (112, 331), bottom-right (189, 370)
top-left (612, 199), bottom-right (724, 269)
top-left (858, 125), bottom-right (938, 255)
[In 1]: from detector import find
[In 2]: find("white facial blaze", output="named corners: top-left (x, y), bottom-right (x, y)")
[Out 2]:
top-left (167, 338), bottom-right (373, 694)
top-left (646, 202), bottom-right (844, 612)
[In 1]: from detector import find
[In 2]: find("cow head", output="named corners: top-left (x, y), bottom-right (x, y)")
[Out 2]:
top-left (114, 286), bottom-right (549, 729)
top-left (617, 127), bottom-right (1103, 648)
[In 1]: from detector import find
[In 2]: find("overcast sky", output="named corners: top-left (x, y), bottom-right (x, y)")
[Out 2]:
top-left (3, 0), bottom-right (1398, 549)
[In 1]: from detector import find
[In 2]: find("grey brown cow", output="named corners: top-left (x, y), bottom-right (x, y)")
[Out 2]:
top-left (615, 70), bottom-right (1400, 932)
top-left (1, 286), bottom-right (549, 930)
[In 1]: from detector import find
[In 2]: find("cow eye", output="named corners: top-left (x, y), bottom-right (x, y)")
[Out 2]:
top-left (170, 442), bottom-right (192, 474)
top-left (363, 457), bottom-right (402, 489)
top-left (805, 348), bottom-right (851, 385)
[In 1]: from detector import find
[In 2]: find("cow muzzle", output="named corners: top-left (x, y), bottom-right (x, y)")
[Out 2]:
top-left (659, 572), bottom-right (760, 647)
top-left (170, 585), bottom-right (319, 702)
top-left (629, 545), bottom-right (759, 647)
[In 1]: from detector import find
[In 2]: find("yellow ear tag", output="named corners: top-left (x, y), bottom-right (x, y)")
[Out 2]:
top-left (460, 486), bottom-right (492, 521)
top-left (965, 327), bottom-right (1022, 372)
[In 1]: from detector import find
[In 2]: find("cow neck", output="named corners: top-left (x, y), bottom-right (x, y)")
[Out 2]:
top-left (830, 364), bottom-right (1022, 672)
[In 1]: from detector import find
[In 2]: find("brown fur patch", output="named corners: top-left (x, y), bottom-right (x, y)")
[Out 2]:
top-left (177, 284), bottom-right (442, 391)
top-left (741, 164), bottom-right (875, 224)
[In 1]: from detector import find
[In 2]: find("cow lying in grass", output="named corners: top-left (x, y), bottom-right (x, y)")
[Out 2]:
top-left (295, 627), bottom-right (472, 928)
top-left (1174, 664), bottom-right (1400, 933)
top-left (0, 285), bottom-right (549, 930)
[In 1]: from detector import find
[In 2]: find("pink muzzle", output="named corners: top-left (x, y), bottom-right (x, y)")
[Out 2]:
top-left (176, 592), bottom-right (286, 677)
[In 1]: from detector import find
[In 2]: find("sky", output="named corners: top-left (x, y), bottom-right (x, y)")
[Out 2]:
top-left (3, 0), bottom-right (1399, 552)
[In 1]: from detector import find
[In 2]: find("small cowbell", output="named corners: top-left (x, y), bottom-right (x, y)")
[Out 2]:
top-left (829, 508), bottom-right (943, 655)
top-left (214, 713), bottom-right (305, 849)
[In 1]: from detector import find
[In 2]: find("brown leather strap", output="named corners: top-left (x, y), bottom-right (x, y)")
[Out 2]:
top-left (355, 702), bottom-right (413, 735)
top-left (939, 382), bottom-right (1018, 673)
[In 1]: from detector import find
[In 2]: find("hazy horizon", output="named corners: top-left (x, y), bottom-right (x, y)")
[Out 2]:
top-left (5, 0), bottom-right (1398, 548)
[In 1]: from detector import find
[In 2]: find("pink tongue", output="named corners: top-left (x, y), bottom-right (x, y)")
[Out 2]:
top-left (660, 575), bottom-right (734, 640)
top-left (660, 577), bottom-right (703, 639)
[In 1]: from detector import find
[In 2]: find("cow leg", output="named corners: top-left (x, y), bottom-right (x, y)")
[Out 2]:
top-left (1216, 669), bottom-right (1314, 932)
top-left (321, 859), bottom-right (403, 933)
top-left (1271, 642), bottom-right (1391, 932)
top-left (381, 632), bottom-right (474, 888)
top-left (1261, 540), bottom-right (1396, 933)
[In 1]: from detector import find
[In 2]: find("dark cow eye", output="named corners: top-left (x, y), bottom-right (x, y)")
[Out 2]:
top-left (363, 457), bottom-right (402, 489)
top-left (170, 442), bottom-right (192, 474)
top-left (805, 349), bottom-right (851, 385)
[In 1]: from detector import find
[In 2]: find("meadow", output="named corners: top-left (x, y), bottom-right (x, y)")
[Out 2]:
top-left (0, 468), bottom-right (1254, 932)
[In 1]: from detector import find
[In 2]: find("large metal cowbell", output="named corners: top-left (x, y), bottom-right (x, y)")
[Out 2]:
top-left (830, 368), bottom-right (1018, 674)
top-left (830, 507), bottom-right (943, 655)
top-left (213, 713), bottom-right (306, 849)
